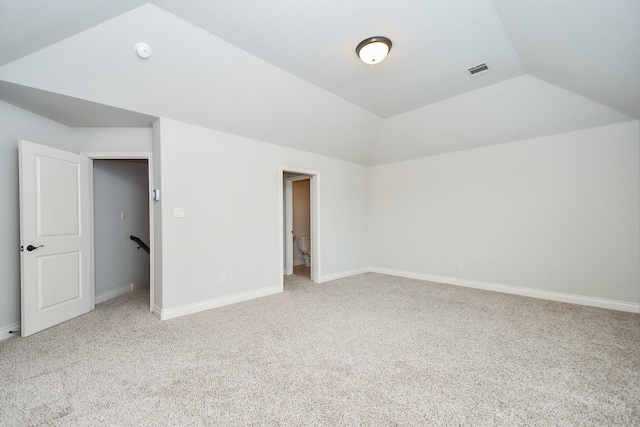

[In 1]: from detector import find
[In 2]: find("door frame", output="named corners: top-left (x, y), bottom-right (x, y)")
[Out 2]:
top-left (280, 167), bottom-right (320, 283)
top-left (83, 152), bottom-right (155, 311)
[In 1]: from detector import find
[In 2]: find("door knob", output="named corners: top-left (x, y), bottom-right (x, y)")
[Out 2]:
top-left (26, 244), bottom-right (44, 252)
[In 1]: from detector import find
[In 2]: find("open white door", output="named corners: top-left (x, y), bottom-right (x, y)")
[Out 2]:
top-left (284, 179), bottom-right (293, 275)
top-left (19, 140), bottom-right (92, 337)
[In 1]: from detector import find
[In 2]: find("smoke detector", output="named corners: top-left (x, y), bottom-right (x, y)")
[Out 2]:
top-left (135, 43), bottom-right (152, 59)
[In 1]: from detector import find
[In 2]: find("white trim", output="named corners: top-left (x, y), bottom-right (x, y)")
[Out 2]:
top-left (95, 283), bottom-right (135, 304)
top-left (320, 267), bottom-right (372, 283)
top-left (311, 174), bottom-right (320, 283)
top-left (284, 179), bottom-right (293, 275)
top-left (157, 285), bottom-right (282, 321)
top-left (0, 322), bottom-right (20, 341)
top-left (86, 161), bottom-right (96, 311)
top-left (81, 152), bottom-right (152, 160)
top-left (370, 267), bottom-right (640, 313)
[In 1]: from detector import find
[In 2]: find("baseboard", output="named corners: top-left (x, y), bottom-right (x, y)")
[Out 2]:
top-left (293, 259), bottom-right (305, 266)
top-left (370, 267), bottom-right (640, 313)
top-left (157, 285), bottom-right (283, 321)
top-left (0, 322), bottom-right (21, 341)
top-left (320, 267), bottom-right (372, 283)
top-left (95, 283), bottom-right (135, 304)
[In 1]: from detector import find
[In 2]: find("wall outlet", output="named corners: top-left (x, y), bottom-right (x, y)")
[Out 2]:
top-left (457, 262), bottom-right (464, 270)
top-left (173, 207), bottom-right (185, 218)
top-left (220, 274), bottom-right (226, 285)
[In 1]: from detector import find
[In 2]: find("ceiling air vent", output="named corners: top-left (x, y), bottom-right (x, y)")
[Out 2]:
top-left (466, 62), bottom-right (489, 76)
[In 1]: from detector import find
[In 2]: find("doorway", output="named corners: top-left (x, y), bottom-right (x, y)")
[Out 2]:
top-left (86, 152), bottom-right (154, 311)
top-left (93, 159), bottom-right (150, 307)
top-left (281, 168), bottom-right (320, 283)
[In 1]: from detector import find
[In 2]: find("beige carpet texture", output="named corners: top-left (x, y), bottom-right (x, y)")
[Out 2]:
top-left (1, 273), bottom-right (639, 426)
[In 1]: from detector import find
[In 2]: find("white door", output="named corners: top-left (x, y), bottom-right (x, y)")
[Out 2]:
top-left (284, 179), bottom-right (293, 275)
top-left (19, 140), bottom-right (93, 337)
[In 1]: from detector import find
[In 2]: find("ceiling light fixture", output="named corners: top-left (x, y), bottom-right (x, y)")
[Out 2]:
top-left (356, 36), bottom-right (392, 65)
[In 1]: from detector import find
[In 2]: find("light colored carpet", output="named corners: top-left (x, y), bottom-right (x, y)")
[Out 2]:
top-left (1, 273), bottom-right (638, 426)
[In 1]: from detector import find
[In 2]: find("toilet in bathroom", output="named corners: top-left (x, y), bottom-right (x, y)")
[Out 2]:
top-left (296, 236), bottom-right (312, 267)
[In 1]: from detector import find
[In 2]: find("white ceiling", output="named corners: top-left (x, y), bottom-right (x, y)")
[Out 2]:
top-left (150, 0), bottom-right (526, 118)
top-left (0, 0), bottom-right (637, 164)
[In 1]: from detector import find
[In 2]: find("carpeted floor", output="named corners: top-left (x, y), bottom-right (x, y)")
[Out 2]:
top-left (1, 273), bottom-right (639, 426)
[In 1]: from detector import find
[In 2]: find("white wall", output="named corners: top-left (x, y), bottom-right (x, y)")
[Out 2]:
top-left (72, 127), bottom-right (152, 153)
top-left (93, 160), bottom-right (150, 295)
top-left (0, 101), bottom-right (73, 332)
top-left (155, 118), bottom-right (369, 315)
top-left (369, 121), bottom-right (640, 307)
top-left (152, 120), bottom-right (163, 310)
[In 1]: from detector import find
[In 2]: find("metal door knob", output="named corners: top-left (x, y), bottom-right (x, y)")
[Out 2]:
top-left (26, 244), bottom-right (43, 251)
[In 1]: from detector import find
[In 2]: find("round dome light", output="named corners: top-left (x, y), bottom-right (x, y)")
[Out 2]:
top-left (356, 36), bottom-right (392, 65)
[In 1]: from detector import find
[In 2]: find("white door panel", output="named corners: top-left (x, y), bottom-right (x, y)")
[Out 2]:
top-left (284, 179), bottom-right (293, 275)
top-left (37, 155), bottom-right (81, 236)
top-left (19, 140), bottom-right (92, 337)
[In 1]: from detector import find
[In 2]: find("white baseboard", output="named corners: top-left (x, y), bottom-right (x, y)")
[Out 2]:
top-left (0, 322), bottom-right (21, 341)
top-left (320, 267), bottom-right (372, 283)
top-left (95, 283), bottom-right (135, 304)
top-left (157, 285), bottom-right (283, 321)
top-left (370, 267), bottom-right (640, 313)
top-left (293, 259), bottom-right (305, 266)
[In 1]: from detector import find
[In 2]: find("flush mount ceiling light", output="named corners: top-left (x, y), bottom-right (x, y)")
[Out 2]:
top-left (356, 36), bottom-right (392, 65)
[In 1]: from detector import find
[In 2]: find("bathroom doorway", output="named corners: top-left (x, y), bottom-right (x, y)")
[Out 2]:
top-left (282, 169), bottom-right (320, 283)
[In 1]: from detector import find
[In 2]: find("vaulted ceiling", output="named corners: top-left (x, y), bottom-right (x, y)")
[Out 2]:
top-left (0, 0), bottom-right (637, 165)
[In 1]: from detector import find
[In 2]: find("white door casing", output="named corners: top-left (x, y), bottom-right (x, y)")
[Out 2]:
top-left (281, 170), bottom-right (320, 283)
top-left (19, 140), bottom-right (93, 337)
top-left (83, 152), bottom-right (155, 314)
top-left (284, 179), bottom-right (293, 275)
